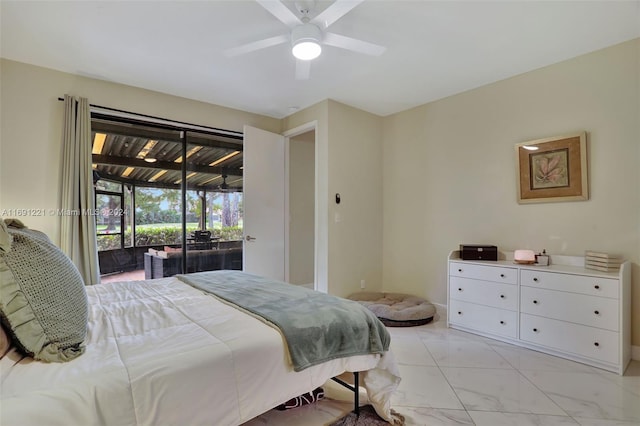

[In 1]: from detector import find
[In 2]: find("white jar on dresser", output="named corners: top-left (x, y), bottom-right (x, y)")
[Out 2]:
top-left (447, 250), bottom-right (631, 374)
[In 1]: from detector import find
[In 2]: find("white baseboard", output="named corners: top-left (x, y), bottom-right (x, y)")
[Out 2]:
top-left (432, 302), bottom-right (447, 323)
top-left (632, 345), bottom-right (640, 361)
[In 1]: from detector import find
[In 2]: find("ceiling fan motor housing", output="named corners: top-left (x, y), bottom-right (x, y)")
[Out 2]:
top-left (291, 23), bottom-right (323, 60)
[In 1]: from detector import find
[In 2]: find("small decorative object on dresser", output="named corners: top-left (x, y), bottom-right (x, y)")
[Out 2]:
top-left (585, 250), bottom-right (623, 272)
top-left (447, 249), bottom-right (631, 375)
top-left (535, 250), bottom-right (550, 266)
top-left (514, 249), bottom-right (536, 264)
top-left (459, 244), bottom-right (498, 261)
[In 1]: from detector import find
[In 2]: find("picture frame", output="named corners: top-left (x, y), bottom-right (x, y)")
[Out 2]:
top-left (515, 132), bottom-right (588, 204)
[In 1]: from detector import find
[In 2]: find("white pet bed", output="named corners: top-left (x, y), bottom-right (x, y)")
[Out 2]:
top-left (347, 292), bottom-right (436, 327)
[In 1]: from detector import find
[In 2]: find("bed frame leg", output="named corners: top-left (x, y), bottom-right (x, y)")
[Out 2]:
top-left (353, 372), bottom-right (360, 416)
top-left (330, 372), bottom-right (360, 416)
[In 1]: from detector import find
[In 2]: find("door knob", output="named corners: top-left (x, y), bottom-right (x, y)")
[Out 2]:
top-left (245, 235), bottom-right (256, 241)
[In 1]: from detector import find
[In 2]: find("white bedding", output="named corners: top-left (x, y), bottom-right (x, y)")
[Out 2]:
top-left (0, 277), bottom-right (400, 425)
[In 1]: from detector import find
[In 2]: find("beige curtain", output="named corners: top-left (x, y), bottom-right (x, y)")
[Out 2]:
top-left (59, 95), bottom-right (100, 285)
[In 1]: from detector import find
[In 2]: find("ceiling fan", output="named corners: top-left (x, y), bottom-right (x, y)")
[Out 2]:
top-left (224, 0), bottom-right (386, 80)
top-left (215, 174), bottom-right (230, 192)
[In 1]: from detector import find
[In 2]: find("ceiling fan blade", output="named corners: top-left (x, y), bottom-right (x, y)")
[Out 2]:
top-left (224, 34), bottom-right (288, 57)
top-left (295, 59), bottom-right (311, 80)
top-left (323, 32), bottom-right (386, 56)
top-left (256, 0), bottom-right (302, 28)
top-left (311, 0), bottom-right (365, 29)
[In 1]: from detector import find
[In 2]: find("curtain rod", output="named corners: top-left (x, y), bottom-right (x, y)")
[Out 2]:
top-left (57, 96), bottom-right (243, 138)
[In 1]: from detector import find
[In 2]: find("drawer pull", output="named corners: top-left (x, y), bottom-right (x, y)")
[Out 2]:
top-left (594, 285), bottom-right (600, 290)
top-left (458, 288), bottom-right (462, 291)
top-left (499, 320), bottom-right (505, 325)
top-left (533, 328), bottom-right (538, 332)
top-left (500, 273), bottom-right (505, 278)
top-left (533, 277), bottom-right (539, 282)
top-left (500, 294), bottom-right (505, 299)
top-left (457, 311), bottom-right (462, 315)
top-left (458, 268), bottom-right (463, 272)
top-left (594, 342), bottom-right (600, 347)
top-left (594, 310), bottom-right (600, 315)
top-left (533, 300), bottom-right (538, 304)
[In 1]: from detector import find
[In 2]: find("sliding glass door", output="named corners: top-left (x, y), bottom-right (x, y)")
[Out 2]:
top-left (90, 115), bottom-right (244, 281)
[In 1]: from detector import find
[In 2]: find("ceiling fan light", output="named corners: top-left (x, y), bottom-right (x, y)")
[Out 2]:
top-left (291, 23), bottom-right (322, 60)
top-left (292, 41), bottom-right (321, 60)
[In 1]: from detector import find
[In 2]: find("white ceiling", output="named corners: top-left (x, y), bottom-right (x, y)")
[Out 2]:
top-left (1, 0), bottom-right (639, 119)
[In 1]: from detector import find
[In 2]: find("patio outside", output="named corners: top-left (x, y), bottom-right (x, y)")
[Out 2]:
top-left (90, 117), bottom-right (245, 282)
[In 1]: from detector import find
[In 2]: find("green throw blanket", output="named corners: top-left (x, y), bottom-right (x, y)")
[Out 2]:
top-left (177, 270), bottom-right (390, 372)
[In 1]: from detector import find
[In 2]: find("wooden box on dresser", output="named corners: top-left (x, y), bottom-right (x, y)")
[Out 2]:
top-left (447, 250), bottom-right (631, 375)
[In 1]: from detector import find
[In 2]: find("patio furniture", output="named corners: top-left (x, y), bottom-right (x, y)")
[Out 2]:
top-left (144, 247), bottom-right (242, 279)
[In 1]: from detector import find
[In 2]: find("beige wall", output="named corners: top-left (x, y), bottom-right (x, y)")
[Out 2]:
top-left (382, 39), bottom-right (640, 345)
top-left (326, 100), bottom-right (383, 297)
top-left (0, 59), bottom-right (280, 244)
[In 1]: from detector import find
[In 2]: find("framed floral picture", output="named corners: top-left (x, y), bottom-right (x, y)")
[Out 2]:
top-left (515, 132), bottom-right (588, 204)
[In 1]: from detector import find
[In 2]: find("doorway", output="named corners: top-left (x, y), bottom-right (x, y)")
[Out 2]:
top-left (284, 122), bottom-right (318, 290)
top-left (287, 130), bottom-right (315, 287)
top-left (243, 123), bottom-right (319, 288)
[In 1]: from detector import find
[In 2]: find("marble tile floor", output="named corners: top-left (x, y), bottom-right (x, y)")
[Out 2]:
top-left (244, 318), bottom-right (640, 426)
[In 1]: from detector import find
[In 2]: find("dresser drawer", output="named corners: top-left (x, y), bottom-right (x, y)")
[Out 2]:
top-left (449, 299), bottom-right (517, 338)
top-left (520, 314), bottom-right (619, 364)
top-left (450, 262), bottom-right (517, 284)
top-left (520, 270), bottom-right (618, 299)
top-left (521, 286), bottom-right (619, 331)
top-left (450, 276), bottom-right (518, 311)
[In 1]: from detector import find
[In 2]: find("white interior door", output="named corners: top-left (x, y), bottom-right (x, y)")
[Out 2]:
top-left (243, 125), bottom-right (285, 281)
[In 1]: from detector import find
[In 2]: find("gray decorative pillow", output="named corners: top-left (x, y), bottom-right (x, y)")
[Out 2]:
top-left (0, 220), bottom-right (11, 253)
top-left (0, 222), bottom-right (88, 362)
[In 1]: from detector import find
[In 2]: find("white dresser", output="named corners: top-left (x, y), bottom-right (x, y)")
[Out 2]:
top-left (447, 250), bottom-right (631, 374)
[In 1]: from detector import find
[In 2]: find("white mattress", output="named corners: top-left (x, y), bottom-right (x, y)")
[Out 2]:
top-left (0, 277), bottom-right (399, 425)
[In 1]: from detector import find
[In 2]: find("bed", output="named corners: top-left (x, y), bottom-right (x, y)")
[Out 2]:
top-left (0, 222), bottom-right (401, 425)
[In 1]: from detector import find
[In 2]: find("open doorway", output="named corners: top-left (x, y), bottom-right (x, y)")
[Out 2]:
top-left (287, 130), bottom-right (315, 288)
top-left (243, 123), bottom-right (318, 286)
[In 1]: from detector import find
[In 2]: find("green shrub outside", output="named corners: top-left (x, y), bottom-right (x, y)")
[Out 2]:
top-left (97, 225), bottom-right (243, 251)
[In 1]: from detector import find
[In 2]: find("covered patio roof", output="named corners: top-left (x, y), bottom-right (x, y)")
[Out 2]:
top-left (91, 117), bottom-right (244, 192)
